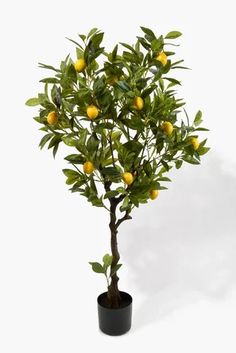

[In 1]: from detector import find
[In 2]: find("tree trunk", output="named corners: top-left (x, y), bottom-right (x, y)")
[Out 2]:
top-left (107, 200), bottom-right (121, 308)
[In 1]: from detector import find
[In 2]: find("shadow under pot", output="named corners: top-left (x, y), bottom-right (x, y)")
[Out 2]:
top-left (97, 291), bottom-right (133, 336)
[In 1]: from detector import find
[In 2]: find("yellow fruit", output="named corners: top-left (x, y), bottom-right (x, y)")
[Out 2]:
top-left (86, 105), bottom-right (99, 120)
top-left (133, 96), bottom-right (144, 110)
top-left (156, 52), bottom-right (168, 66)
top-left (74, 58), bottom-right (86, 72)
top-left (161, 121), bottom-right (173, 136)
top-left (150, 189), bottom-right (159, 200)
top-left (83, 161), bottom-right (95, 174)
top-left (122, 172), bottom-right (134, 185)
top-left (191, 137), bottom-right (200, 150)
top-left (47, 111), bottom-right (58, 125)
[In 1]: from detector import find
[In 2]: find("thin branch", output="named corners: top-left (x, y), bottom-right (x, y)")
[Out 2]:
top-left (109, 134), bottom-right (116, 167)
top-left (116, 210), bottom-right (132, 229)
top-left (71, 163), bottom-right (81, 173)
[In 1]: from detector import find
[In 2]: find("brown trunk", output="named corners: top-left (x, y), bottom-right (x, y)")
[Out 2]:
top-left (103, 179), bottom-right (132, 308)
top-left (107, 200), bottom-right (121, 308)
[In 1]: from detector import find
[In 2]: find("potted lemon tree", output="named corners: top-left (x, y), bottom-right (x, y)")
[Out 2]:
top-left (26, 27), bottom-right (209, 335)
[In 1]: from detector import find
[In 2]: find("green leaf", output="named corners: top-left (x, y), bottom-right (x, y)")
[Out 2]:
top-left (62, 169), bottom-right (80, 185)
top-left (137, 36), bottom-right (150, 50)
top-left (77, 130), bottom-right (88, 148)
top-left (111, 44), bottom-right (118, 60)
top-left (66, 64), bottom-right (77, 83)
top-left (157, 176), bottom-right (172, 182)
top-left (66, 37), bottom-right (81, 47)
top-left (194, 110), bottom-right (203, 126)
top-left (25, 98), bottom-right (40, 106)
top-left (48, 134), bottom-right (62, 149)
top-left (110, 264), bottom-right (122, 277)
top-left (116, 186), bottom-right (126, 194)
top-left (123, 141), bottom-right (143, 156)
top-left (143, 160), bottom-right (152, 177)
top-left (116, 80), bottom-right (131, 92)
top-left (151, 38), bottom-right (163, 52)
top-left (104, 190), bottom-right (119, 199)
top-left (39, 133), bottom-right (53, 149)
top-left (87, 133), bottom-right (99, 153)
top-left (142, 84), bottom-right (157, 98)
top-left (163, 77), bottom-right (181, 85)
top-left (38, 62), bottom-right (60, 72)
top-left (91, 196), bottom-right (104, 207)
top-left (140, 26), bottom-right (155, 39)
top-left (120, 42), bottom-right (137, 54)
top-left (64, 154), bottom-right (85, 164)
top-left (102, 167), bottom-right (120, 177)
top-left (194, 127), bottom-right (209, 132)
top-left (62, 169), bottom-right (79, 177)
top-left (91, 32), bottom-right (104, 48)
top-left (79, 34), bottom-right (86, 41)
top-left (40, 78), bottom-right (60, 84)
top-left (120, 195), bottom-right (129, 212)
top-left (160, 160), bottom-right (170, 171)
top-left (103, 254), bottom-right (113, 268)
top-left (53, 143), bottom-right (59, 158)
top-left (89, 262), bottom-right (105, 274)
top-left (165, 31), bottom-right (182, 39)
top-left (94, 123), bottom-right (114, 132)
top-left (175, 160), bottom-right (183, 169)
top-left (182, 156), bottom-right (200, 165)
top-left (87, 27), bottom-right (98, 38)
top-left (198, 146), bottom-right (210, 156)
top-left (62, 136), bottom-right (77, 147)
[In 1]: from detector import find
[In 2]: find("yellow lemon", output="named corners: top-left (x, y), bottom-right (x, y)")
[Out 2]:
top-left (47, 111), bottom-right (58, 125)
top-left (161, 121), bottom-right (173, 136)
top-left (191, 137), bottom-right (200, 150)
top-left (86, 105), bottom-right (99, 120)
top-left (83, 161), bottom-right (95, 174)
top-left (74, 58), bottom-right (86, 73)
top-left (122, 172), bottom-right (134, 185)
top-left (150, 189), bottom-right (159, 200)
top-left (156, 52), bottom-right (168, 66)
top-left (133, 96), bottom-right (144, 110)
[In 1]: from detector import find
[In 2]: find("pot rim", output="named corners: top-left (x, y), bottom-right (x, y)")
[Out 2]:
top-left (97, 291), bottom-right (133, 310)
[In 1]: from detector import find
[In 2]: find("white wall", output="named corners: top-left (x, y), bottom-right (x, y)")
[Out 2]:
top-left (0, 0), bottom-right (235, 352)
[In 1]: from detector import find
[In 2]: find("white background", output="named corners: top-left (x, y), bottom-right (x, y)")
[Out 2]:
top-left (0, 0), bottom-right (236, 352)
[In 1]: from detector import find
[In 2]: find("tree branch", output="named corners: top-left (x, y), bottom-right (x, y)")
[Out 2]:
top-left (116, 210), bottom-right (132, 229)
top-left (108, 134), bottom-right (116, 168)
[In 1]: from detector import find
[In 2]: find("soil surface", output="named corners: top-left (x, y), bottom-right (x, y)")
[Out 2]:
top-left (98, 291), bottom-right (132, 309)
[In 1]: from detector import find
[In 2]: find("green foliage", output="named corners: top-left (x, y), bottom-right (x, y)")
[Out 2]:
top-left (88, 262), bottom-right (104, 273)
top-left (26, 26), bottom-right (210, 213)
top-left (165, 31), bottom-right (182, 39)
top-left (89, 254), bottom-right (122, 287)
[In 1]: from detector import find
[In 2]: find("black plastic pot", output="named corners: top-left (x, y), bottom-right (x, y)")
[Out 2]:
top-left (97, 291), bottom-right (132, 336)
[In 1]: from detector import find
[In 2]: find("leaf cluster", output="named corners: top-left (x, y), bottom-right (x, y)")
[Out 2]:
top-left (26, 27), bottom-right (210, 214)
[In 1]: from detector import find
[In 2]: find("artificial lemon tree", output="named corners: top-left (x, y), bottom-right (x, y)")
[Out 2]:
top-left (26, 27), bottom-right (209, 308)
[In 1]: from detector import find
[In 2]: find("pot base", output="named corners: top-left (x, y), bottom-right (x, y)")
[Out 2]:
top-left (97, 291), bottom-right (132, 336)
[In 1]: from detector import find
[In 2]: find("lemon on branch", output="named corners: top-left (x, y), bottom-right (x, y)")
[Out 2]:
top-left (83, 161), bottom-right (95, 174)
top-left (161, 121), bottom-right (173, 136)
top-left (156, 52), bottom-right (168, 66)
top-left (47, 111), bottom-right (58, 125)
top-left (150, 189), bottom-right (159, 200)
top-left (122, 172), bottom-right (134, 185)
top-left (74, 58), bottom-right (86, 72)
top-left (191, 137), bottom-right (200, 150)
top-left (133, 96), bottom-right (144, 110)
top-left (86, 105), bottom-right (99, 120)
